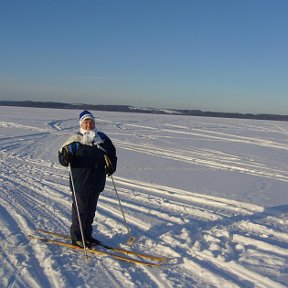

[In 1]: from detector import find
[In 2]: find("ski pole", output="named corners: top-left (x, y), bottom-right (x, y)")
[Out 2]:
top-left (69, 164), bottom-right (88, 259)
top-left (110, 175), bottom-right (136, 245)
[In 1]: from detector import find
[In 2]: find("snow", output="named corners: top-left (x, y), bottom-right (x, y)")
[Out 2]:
top-left (0, 106), bottom-right (288, 288)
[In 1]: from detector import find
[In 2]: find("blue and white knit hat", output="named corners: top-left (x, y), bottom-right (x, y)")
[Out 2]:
top-left (79, 110), bottom-right (95, 125)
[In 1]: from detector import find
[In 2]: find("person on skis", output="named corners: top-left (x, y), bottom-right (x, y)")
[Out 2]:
top-left (58, 110), bottom-right (117, 248)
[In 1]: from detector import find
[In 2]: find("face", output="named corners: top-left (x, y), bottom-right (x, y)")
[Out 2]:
top-left (81, 119), bottom-right (95, 131)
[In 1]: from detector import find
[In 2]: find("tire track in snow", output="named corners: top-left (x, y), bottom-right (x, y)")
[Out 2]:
top-left (126, 121), bottom-right (288, 151)
top-left (115, 139), bottom-right (288, 183)
top-left (0, 152), bottom-right (75, 287)
top-left (0, 194), bottom-right (66, 288)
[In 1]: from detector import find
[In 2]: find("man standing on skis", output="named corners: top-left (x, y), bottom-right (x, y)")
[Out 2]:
top-left (58, 110), bottom-right (117, 248)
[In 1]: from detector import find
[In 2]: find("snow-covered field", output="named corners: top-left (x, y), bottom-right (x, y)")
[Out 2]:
top-left (1, 106), bottom-right (288, 288)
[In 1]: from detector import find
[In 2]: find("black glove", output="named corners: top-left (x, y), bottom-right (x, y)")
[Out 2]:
top-left (104, 154), bottom-right (115, 176)
top-left (63, 142), bottom-right (79, 164)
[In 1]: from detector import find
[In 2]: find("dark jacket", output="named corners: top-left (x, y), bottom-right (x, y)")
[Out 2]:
top-left (59, 131), bottom-right (117, 193)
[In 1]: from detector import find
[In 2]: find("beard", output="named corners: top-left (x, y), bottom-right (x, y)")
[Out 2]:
top-left (80, 128), bottom-right (96, 145)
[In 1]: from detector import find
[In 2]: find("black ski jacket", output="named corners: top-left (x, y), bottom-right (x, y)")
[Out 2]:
top-left (58, 131), bottom-right (117, 193)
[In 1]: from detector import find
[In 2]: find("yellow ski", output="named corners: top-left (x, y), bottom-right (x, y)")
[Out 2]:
top-left (36, 228), bottom-right (166, 262)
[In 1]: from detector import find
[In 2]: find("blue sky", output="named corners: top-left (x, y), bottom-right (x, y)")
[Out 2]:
top-left (0, 0), bottom-right (287, 114)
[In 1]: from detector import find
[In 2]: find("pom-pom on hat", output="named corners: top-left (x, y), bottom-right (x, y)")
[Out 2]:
top-left (79, 110), bottom-right (95, 125)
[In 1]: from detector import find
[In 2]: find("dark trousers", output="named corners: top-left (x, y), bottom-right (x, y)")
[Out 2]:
top-left (70, 190), bottom-right (101, 242)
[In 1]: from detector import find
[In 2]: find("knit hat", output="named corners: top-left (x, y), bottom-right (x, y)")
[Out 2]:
top-left (79, 110), bottom-right (95, 125)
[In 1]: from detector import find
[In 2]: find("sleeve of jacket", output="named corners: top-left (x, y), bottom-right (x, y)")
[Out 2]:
top-left (98, 132), bottom-right (117, 173)
top-left (58, 134), bottom-right (81, 167)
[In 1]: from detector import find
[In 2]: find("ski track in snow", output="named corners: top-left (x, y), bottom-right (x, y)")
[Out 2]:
top-left (0, 108), bottom-right (288, 288)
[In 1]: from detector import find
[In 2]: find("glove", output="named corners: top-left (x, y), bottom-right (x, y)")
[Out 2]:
top-left (104, 154), bottom-right (115, 176)
top-left (63, 142), bottom-right (79, 164)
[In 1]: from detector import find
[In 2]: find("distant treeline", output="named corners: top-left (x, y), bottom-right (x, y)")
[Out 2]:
top-left (173, 109), bottom-right (288, 121)
top-left (1, 100), bottom-right (288, 121)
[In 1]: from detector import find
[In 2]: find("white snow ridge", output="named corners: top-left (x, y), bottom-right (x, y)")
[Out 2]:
top-left (0, 106), bottom-right (287, 288)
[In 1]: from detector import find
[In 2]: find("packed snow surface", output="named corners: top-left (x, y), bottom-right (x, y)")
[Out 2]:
top-left (0, 106), bottom-right (288, 288)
